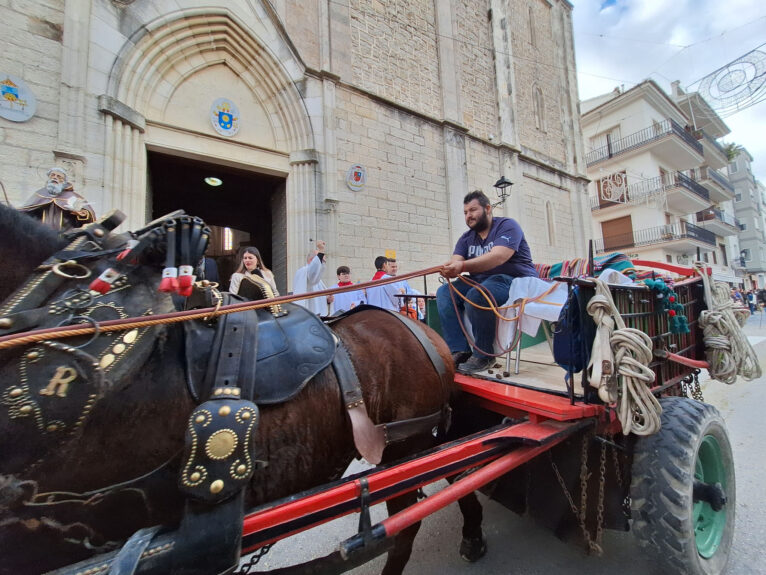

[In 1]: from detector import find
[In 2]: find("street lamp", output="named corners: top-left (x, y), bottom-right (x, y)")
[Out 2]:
top-left (492, 176), bottom-right (513, 208)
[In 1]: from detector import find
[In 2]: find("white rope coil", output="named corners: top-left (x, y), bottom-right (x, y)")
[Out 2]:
top-left (695, 263), bottom-right (761, 384)
top-left (586, 279), bottom-right (662, 436)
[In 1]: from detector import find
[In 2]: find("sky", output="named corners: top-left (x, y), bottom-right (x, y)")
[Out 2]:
top-left (571, 0), bottom-right (766, 181)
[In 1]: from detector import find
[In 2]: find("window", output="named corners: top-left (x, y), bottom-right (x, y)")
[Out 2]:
top-left (546, 201), bottom-right (556, 246)
top-left (533, 86), bottom-right (546, 131)
top-left (528, 6), bottom-right (537, 47)
top-left (741, 223), bottom-right (747, 231)
top-left (712, 251), bottom-right (718, 265)
top-left (742, 249), bottom-right (751, 261)
top-left (720, 243), bottom-right (728, 267)
top-left (729, 162), bottom-right (738, 174)
top-left (735, 192), bottom-right (742, 202)
top-left (666, 255), bottom-right (673, 263)
top-left (703, 253), bottom-right (709, 263)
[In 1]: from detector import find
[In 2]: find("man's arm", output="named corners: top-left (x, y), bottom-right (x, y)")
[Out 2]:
top-left (441, 246), bottom-right (514, 278)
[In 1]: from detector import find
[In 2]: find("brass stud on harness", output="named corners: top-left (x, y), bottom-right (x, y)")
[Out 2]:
top-left (19, 405), bottom-right (32, 415)
top-left (195, 414), bottom-right (205, 424)
top-left (236, 464), bottom-right (247, 475)
top-left (93, 228), bottom-right (105, 238)
top-left (218, 405), bottom-right (231, 416)
top-left (26, 350), bottom-right (40, 360)
top-left (210, 479), bottom-right (224, 494)
top-left (9, 388), bottom-right (23, 398)
top-left (190, 472), bottom-right (201, 482)
top-left (241, 411), bottom-right (251, 420)
top-left (100, 354), bottom-right (115, 369)
top-left (0, 318), bottom-right (12, 329)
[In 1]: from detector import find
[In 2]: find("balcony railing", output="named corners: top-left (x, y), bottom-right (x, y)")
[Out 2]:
top-left (696, 207), bottom-right (739, 228)
top-left (671, 171), bottom-right (710, 202)
top-left (692, 166), bottom-right (735, 193)
top-left (698, 130), bottom-right (728, 158)
top-left (590, 175), bottom-right (668, 210)
top-left (594, 221), bottom-right (717, 253)
top-left (586, 118), bottom-right (703, 166)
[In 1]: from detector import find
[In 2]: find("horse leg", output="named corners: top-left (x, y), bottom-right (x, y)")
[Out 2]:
top-left (453, 488), bottom-right (486, 562)
top-left (380, 489), bottom-right (421, 575)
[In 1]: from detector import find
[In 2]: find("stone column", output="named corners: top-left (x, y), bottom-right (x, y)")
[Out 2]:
top-left (53, 0), bottom-right (93, 206)
top-left (97, 95), bottom-right (146, 229)
top-left (288, 150), bottom-right (319, 289)
top-left (490, 0), bottom-right (519, 148)
top-left (434, 0), bottom-right (469, 247)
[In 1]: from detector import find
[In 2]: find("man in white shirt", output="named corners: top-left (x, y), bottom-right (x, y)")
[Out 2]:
top-left (365, 256), bottom-right (402, 312)
top-left (293, 240), bottom-right (334, 315)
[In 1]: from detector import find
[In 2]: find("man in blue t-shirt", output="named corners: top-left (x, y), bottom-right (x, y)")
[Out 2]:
top-left (437, 190), bottom-right (537, 374)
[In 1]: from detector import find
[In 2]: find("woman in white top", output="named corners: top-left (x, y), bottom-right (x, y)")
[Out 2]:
top-left (229, 247), bottom-right (278, 295)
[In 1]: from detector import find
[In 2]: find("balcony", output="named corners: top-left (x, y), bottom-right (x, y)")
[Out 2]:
top-left (696, 130), bottom-right (728, 170)
top-left (594, 221), bottom-right (717, 254)
top-left (665, 171), bottom-right (711, 213)
top-left (695, 207), bottom-right (740, 236)
top-left (688, 166), bottom-right (735, 203)
top-left (590, 175), bottom-right (667, 211)
top-left (586, 118), bottom-right (704, 170)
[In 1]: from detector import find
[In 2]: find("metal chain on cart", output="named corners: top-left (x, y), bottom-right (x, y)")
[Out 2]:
top-left (681, 369), bottom-right (704, 402)
top-left (233, 544), bottom-right (273, 575)
top-left (549, 432), bottom-right (604, 556)
top-left (595, 442), bottom-right (606, 550)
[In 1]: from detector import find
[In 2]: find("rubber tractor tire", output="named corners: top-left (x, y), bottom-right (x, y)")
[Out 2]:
top-left (630, 397), bottom-right (735, 575)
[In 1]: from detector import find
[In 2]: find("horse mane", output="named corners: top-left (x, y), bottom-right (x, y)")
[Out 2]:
top-left (0, 204), bottom-right (68, 301)
top-left (0, 203), bottom-right (66, 261)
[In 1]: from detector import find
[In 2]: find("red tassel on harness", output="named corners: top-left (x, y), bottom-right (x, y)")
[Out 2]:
top-left (159, 267), bottom-right (179, 293)
top-left (89, 268), bottom-right (121, 294)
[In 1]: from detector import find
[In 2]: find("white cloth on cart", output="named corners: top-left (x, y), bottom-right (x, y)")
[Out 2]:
top-left (462, 277), bottom-right (568, 353)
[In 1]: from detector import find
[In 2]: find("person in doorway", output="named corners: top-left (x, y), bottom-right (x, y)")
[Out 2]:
top-left (293, 240), bottom-right (333, 315)
top-left (366, 256), bottom-right (402, 312)
top-left (229, 246), bottom-right (278, 295)
top-left (19, 167), bottom-right (96, 231)
top-left (437, 190), bottom-right (537, 374)
top-left (331, 266), bottom-right (366, 313)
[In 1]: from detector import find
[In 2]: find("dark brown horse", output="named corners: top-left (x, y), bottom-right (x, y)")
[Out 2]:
top-left (0, 205), bottom-right (484, 575)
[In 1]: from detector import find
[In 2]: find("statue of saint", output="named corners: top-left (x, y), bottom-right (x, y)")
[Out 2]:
top-left (18, 167), bottom-right (96, 231)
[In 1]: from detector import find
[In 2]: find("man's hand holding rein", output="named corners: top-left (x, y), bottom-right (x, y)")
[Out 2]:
top-left (440, 258), bottom-right (465, 279)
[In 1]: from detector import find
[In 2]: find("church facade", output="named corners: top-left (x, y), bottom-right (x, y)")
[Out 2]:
top-left (0, 0), bottom-right (589, 292)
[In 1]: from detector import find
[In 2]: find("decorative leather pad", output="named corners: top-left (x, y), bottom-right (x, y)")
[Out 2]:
top-left (184, 299), bottom-right (336, 404)
top-left (179, 388), bottom-right (259, 503)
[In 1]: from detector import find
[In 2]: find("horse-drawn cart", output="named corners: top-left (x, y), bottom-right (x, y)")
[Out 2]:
top-left (0, 208), bottom-right (755, 575)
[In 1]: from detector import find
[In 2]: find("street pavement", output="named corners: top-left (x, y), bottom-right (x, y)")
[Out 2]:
top-left (250, 312), bottom-right (766, 575)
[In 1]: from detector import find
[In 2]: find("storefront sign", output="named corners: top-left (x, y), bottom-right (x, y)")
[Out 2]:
top-left (210, 98), bottom-right (240, 137)
top-left (0, 74), bottom-right (36, 122)
top-left (346, 164), bottom-right (366, 192)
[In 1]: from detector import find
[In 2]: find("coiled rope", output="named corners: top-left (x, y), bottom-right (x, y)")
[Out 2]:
top-left (695, 262), bottom-right (761, 384)
top-left (586, 279), bottom-right (661, 436)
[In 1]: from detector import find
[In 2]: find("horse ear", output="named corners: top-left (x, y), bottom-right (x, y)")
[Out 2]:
top-left (238, 274), bottom-right (271, 301)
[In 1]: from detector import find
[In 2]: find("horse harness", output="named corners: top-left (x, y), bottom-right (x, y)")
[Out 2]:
top-left (0, 213), bottom-right (452, 575)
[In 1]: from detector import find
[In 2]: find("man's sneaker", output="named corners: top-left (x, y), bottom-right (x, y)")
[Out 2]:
top-left (458, 354), bottom-right (493, 374)
top-left (451, 351), bottom-right (472, 368)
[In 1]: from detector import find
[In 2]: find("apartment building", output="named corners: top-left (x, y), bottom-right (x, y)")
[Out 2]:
top-left (730, 149), bottom-right (766, 288)
top-left (581, 80), bottom-right (740, 284)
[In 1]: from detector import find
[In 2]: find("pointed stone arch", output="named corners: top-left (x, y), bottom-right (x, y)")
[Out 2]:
top-left (98, 8), bottom-right (317, 266)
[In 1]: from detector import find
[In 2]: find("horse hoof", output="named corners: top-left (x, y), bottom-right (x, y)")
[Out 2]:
top-left (459, 534), bottom-right (487, 562)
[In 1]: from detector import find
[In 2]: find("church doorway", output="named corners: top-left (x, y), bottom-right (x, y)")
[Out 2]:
top-left (146, 151), bottom-right (286, 292)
